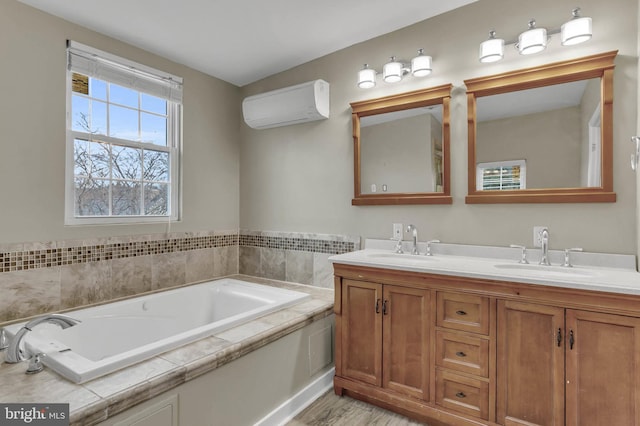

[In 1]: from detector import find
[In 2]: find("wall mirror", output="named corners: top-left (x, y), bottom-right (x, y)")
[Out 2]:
top-left (351, 84), bottom-right (452, 205)
top-left (465, 51), bottom-right (617, 204)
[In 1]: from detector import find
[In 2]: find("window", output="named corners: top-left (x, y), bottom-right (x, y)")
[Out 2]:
top-left (476, 160), bottom-right (526, 191)
top-left (66, 41), bottom-right (182, 224)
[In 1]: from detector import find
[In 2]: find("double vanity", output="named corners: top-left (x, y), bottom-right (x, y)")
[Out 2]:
top-left (330, 238), bottom-right (640, 426)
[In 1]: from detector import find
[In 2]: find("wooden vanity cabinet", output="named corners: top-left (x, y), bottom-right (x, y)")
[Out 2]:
top-left (565, 310), bottom-right (640, 426)
top-left (497, 301), bottom-right (565, 425)
top-left (498, 300), bottom-right (640, 426)
top-left (333, 263), bottom-right (640, 426)
top-left (339, 278), bottom-right (431, 400)
top-left (435, 292), bottom-right (493, 421)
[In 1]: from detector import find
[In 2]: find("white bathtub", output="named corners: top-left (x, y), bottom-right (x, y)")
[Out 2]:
top-left (4, 278), bottom-right (310, 383)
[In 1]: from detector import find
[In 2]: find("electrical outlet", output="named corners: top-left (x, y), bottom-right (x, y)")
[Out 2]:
top-left (533, 226), bottom-right (548, 248)
top-left (393, 223), bottom-right (403, 240)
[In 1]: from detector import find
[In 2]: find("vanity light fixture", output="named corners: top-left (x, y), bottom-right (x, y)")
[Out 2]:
top-left (383, 56), bottom-right (404, 83)
top-left (411, 49), bottom-right (433, 77)
top-left (480, 7), bottom-right (592, 63)
top-left (561, 8), bottom-right (592, 46)
top-left (357, 49), bottom-right (433, 88)
top-left (357, 64), bottom-right (377, 89)
top-left (518, 19), bottom-right (547, 55)
top-left (479, 31), bottom-right (505, 63)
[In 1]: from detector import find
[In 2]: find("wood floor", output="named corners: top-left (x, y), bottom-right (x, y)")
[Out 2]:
top-left (287, 391), bottom-right (428, 425)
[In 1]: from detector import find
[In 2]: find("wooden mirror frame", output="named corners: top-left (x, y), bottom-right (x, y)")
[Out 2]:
top-left (465, 51), bottom-right (617, 204)
top-left (351, 84), bottom-right (453, 205)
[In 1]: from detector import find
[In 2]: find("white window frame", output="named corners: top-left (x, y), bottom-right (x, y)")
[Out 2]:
top-left (476, 159), bottom-right (527, 191)
top-left (65, 42), bottom-right (182, 225)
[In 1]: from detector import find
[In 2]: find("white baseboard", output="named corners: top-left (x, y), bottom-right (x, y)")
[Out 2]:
top-left (254, 367), bottom-right (335, 426)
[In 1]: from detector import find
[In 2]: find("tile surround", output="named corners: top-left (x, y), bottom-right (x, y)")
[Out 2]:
top-left (0, 231), bottom-right (239, 323)
top-left (0, 233), bottom-right (237, 273)
top-left (239, 230), bottom-right (360, 288)
top-left (0, 229), bottom-right (358, 323)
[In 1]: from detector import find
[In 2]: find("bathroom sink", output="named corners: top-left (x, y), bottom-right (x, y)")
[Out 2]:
top-left (493, 263), bottom-right (594, 278)
top-left (365, 252), bottom-right (438, 263)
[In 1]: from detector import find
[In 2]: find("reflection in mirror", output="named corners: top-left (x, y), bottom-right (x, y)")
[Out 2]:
top-left (465, 51), bottom-right (617, 204)
top-left (475, 78), bottom-right (601, 190)
top-left (360, 105), bottom-right (443, 195)
top-left (351, 84), bottom-right (452, 205)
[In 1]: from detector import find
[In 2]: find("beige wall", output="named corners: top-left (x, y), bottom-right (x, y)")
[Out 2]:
top-left (1, 0), bottom-right (638, 255)
top-left (477, 107), bottom-right (582, 189)
top-left (361, 114), bottom-right (437, 194)
top-left (0, 0), bottom-right (241, 245)
top-left (240, 0), bottom-right (638, 254)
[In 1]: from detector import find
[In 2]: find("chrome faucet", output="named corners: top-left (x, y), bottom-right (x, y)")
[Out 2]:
top-left (0, 329), bottom-right (8, 351)
top-left (426, 239), bottom-right (440, 256)
top-left (406, 224), bottom-right (419, 255)
top-left (5, 314), bottom-right (81, 364)
top-left (539, 228), bottom-right (551, 266)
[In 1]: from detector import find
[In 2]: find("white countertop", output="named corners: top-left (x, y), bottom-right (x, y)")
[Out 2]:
top-left (329, 239), bottom-right (640, 295)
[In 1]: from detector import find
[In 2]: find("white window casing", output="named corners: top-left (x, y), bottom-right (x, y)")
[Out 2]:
top-left (65, 41), bottom-right (182, 225)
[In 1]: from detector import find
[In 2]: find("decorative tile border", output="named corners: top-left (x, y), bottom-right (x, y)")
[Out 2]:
top-left (239, 230), bottom-right (359, 254)
top-left (0, 230), bottom-right (360, 273)
top-left (0, 233), bottom-right (238, 273)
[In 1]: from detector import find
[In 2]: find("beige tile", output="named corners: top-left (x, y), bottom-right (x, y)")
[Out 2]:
top-left (0, 359), bottom-right (102, 414)
top-left (151, 252), bottom-right (186, 290)
top-left (185, 248), bottom-right (215, 283)
top-left (158, 335), bottom-right (233, 366)
top-left (313, 253), bottom-right (334, 288)
top-left (214, 245), bottom-right (238, 277)
top-left (111, 255), bottom-right (152, 298)
top-left (260, 308), bottom-right (306, 326)
top-left (82, 357), bottom-right (181, 398)
top-left (261, 247), bottom-right (286, 280)
top-left (22, 241), bottom-right (57, 251)
top-left (0, 242), bottom-right (24, 253)
top-left (0, 267), bottom-right (61, 322)
top-left (214, 320), bottom-right (274, 343)
top-left (286, 250), bottom-right (314, 285)
top-left (60, 261), bottom-right (112, 309)
top-left (239, 246), bottom-right (260, 276)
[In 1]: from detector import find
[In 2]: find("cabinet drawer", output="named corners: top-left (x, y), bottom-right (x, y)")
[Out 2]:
top-left (437, 292), bottom-right (490, 335)
top-left (436, 369), bottom-right (489, 420)
top-left (436, 331), bottom-right (489, 377)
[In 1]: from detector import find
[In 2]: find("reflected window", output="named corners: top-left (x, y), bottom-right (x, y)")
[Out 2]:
top-left (477, 160), bottom-right (526, 191)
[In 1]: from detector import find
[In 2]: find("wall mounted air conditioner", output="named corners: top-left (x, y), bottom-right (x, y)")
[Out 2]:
top-left (242, 79), bottom-right (330, 129)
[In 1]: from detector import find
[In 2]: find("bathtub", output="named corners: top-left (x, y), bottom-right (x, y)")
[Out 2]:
top-left (4, 278), bottom-right (310, 383)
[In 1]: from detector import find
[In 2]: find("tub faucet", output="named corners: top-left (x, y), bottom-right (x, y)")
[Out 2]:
top-left (406, 225), bottom-right (419, 255)
top-left (0, 329), bottom-right (8, 351)
top-left (539, 229), bottom-right (551, 266)
top-left (5, 314), bottom-right (81, 364)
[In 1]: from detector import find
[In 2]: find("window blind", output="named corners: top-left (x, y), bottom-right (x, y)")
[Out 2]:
top-left (67, 40), bottom-right (183, 103)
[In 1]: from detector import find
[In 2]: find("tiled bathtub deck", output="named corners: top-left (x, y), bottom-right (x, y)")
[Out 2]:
top-left (0, 275), bottom-right (334, 425)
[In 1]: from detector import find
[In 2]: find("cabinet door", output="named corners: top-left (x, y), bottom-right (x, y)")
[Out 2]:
top-left (341, 279), bottom-right (383, 386)
top-left (497, 300), bottom-right (564, 426)
top-left (382, 285), bottom-right (430, 401)
top-left (565, 310), bottom-right (640, 426)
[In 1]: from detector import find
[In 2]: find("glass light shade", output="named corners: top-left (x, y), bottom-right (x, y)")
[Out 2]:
top-left (561, 16), bottom-right (592, 45)
top-left (479, 37), bottom-right (504, 63)
top-left (357, 65), bottom-right (376, 89)
top-left (383, 58), bottom-right (403, 83)
top-left (411, 50), bottom-right (432, 77)
top-left (518, 27), bottom-right (547, 55)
